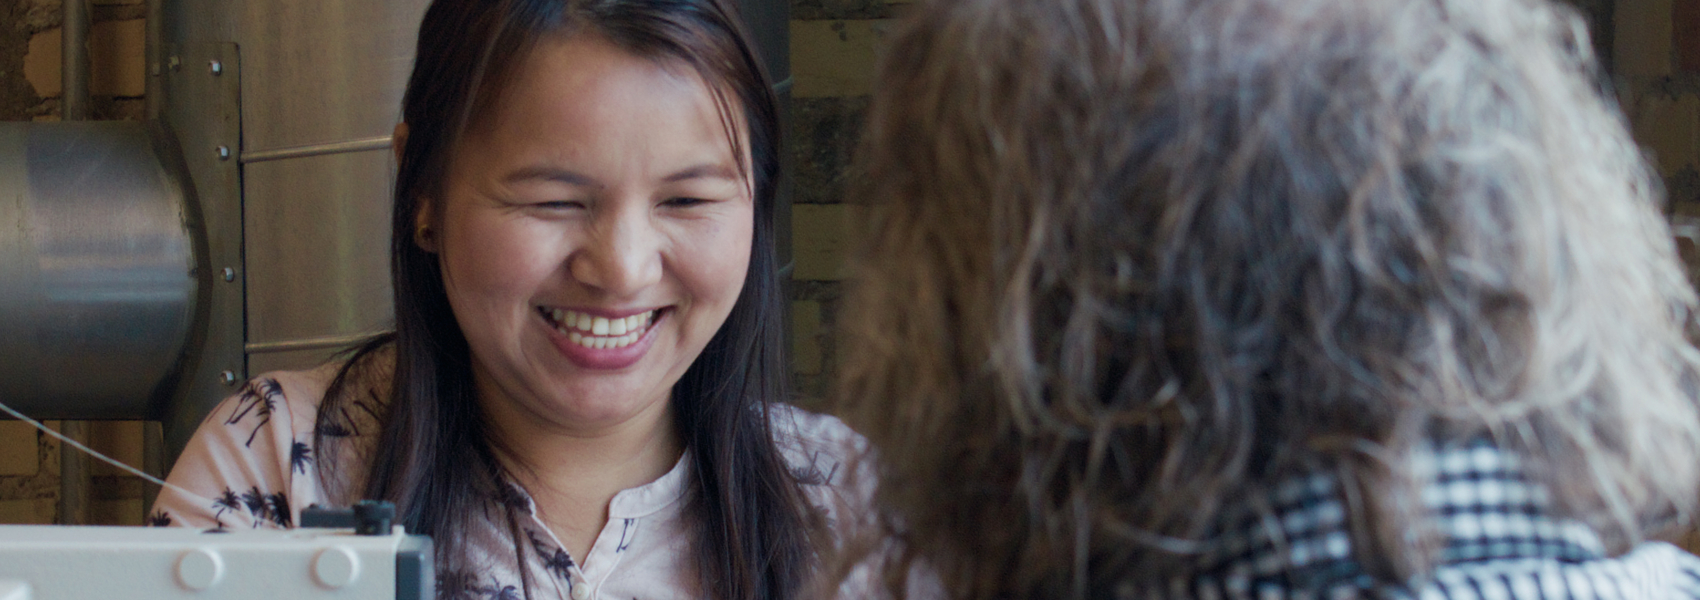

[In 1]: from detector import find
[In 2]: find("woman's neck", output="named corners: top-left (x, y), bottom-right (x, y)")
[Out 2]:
top-left (479, 386), bottom-right (683, 562)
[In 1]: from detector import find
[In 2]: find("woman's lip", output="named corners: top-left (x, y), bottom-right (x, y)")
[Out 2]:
top-left (539, 305), bottom-right (664, 319)
top-left (539, 308), bottom-right (663, 370)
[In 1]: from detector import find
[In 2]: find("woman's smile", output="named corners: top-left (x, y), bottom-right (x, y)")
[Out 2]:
top-left (429, 33), bottom-right (755, 431)
top-left (536, 306), bottom-right (668, 369)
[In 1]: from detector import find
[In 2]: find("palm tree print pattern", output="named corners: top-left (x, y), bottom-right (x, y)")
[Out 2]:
top-left (438, 570), bottom-right (521, 600)
top-left (290, 440), bottom-right (313, 474)
top-left (266, 491), bottom-right (291, 527)
top-left (526, 528), bottom-right (575, 580)
top-left (225, 378), bottom-right (284, 447)
top-left (315, 388), bottom-right (385, 438)
top-left (151, 364), bottom-right (859, 599)
top-left (209, 486), bottom-right (290, 527)
top-left (496, 482), bottom-right (533, 512)
top-left (240, 486), bottom-right (268, 524)
top-left (790, 451), bottom-right (839, 486)
top-left (212, 487), bottom-right (242, 520)
top-left (615, 518), bottom-right (635, 553)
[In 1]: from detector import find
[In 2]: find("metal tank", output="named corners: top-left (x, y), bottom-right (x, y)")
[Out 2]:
top-left (0, 0), bottom-right (790, 461)
top-left (0, 121), bottom-right (195, 419)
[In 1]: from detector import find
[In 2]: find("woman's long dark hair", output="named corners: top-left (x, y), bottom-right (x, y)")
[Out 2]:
top-left (315, 1), bottom-right (815, 598)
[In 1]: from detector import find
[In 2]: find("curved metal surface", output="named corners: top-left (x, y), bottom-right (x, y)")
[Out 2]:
top-left (0, 122), bottom-right (196, 419)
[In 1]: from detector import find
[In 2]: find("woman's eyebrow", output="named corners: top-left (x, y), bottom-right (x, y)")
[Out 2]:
top-left (504, 166), bottom-right (602, 188)
top-left (663, 163), bottom-right (738, 183)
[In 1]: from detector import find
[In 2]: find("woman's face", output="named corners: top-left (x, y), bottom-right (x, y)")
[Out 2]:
top-left (424, 34), bottom-right (754, 434)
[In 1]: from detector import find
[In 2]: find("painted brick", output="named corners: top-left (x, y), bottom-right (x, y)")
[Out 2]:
top-left (791, 96), bottom-right (869, 205)
top-left (1678, 0), bottom-right (1700, 73)
top-left (0, 422), bottom-right (37, 477)
top-left (1674, 165), bottom-right (1700, 209)
top-left (1616, 0), bottom-right (1674, 78)
top-left (24, 18), bottom-right (148, 99)
top-left (791, 20), bottom-right (893, 98)
top-left (791, 300), bottom-right (824, 375)
top-left (92, 498), bottom-right (144, 525)
top-left (88, 421), bottom-right (143, 477)
top-left (0, 499), bottom-right (55, 525)
top-left (42, 420), bottom-right (59, 477)
top-left (793, 203), bottom-right (854, 280)
top-left (791, 0), bottom-right (897, 21)
top-left (1632, 93), bottom-right (1700, 176)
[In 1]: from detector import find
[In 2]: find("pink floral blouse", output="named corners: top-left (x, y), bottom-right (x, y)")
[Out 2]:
top-left (150, 353), bottom-right (869, 600)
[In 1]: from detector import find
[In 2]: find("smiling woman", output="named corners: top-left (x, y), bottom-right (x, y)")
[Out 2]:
top-left (429, 36), bottom-right (755, 443)
top-left (148, 2), bottom-right (865, 599)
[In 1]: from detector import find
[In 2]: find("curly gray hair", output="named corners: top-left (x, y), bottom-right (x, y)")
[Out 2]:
top-left (830, 0), bottom-right (1700, 597)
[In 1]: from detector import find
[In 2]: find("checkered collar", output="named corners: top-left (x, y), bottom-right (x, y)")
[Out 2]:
top-left (1136, 440), bottom-right (1700, 598)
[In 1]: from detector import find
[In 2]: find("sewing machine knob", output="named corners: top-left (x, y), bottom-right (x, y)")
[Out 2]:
top-left (313, 546), bottom-right (362, 589)
top-left (174, 548), bottom-right (224, 591)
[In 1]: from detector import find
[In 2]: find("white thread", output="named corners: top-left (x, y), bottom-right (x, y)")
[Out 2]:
top-left (0, 399), bottom-right (200, 500)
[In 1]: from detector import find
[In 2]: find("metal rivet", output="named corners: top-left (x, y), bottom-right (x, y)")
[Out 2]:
top-left (209, 60), bottom-right (223, 75)
top-left (221, 267), bottom-right (235, 281)
top-left (219, 371), bottom-right (237, 386)
top-left (312, 547), bottom-right (361, 589)
top-left (175, 548), bottom-right (224, 591)
top-left (216, 146), bottom-right (230, 161)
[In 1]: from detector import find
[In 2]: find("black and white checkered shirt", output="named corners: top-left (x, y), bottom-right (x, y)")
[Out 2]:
top-left (1141, 441), bottom-right (1700, 599)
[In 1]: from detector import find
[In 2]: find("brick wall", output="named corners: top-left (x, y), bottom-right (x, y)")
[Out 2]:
top-left (1619, 1), bottom-right (1700, 224)
top-left (786, 0), bottom-right (905, 404)
top-left (1610, 0), bottom-right (1700, 550)
top-left (0, 0), bottom-right (153, 525)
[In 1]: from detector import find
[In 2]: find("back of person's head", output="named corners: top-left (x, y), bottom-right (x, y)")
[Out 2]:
top-left (833, 0), bottom-right (1700, 596)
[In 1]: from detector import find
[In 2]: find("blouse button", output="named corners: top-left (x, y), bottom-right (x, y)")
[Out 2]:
top-left (570, 584), bottom-right (591, 600)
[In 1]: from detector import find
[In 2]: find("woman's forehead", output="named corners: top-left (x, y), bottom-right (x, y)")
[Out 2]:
top-left (451, 34), bottom-right (749, 176)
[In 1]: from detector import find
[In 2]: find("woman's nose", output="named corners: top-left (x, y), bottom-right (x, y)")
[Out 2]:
top-left (568, 205), bottom-right (663, 296)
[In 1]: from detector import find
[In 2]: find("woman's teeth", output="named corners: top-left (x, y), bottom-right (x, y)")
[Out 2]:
top-left (546, 308), bottom-right (656, 349)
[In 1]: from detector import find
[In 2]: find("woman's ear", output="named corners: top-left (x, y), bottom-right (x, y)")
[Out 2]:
top-left (396, 122), bottom-right (440, 253)
top-left (414, 199), bottom-right (440, 253)
top-left (392, 122), bottom-right (409, 165)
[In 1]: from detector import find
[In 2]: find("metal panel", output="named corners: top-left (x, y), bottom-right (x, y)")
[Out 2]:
top-left (157, 42), bottom-right (244, 457)
top-left (162, 0), bottom-right (425, 152)
top-left (242, 148), bottom-right (394, 351)
top-left (0, 122), bottom-right (195, 419)
top-left (248, 346), bottom-right (353, 376)
top-left (154, 0), bottom-right (423, 448)
top-left (161, 0), bottom-right (422, 390)
top-left (227, 0), bottom-right (426, 152)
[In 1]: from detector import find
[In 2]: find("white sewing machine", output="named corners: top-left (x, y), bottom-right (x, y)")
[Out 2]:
top-left (0, 505), bottom-right (432, 600)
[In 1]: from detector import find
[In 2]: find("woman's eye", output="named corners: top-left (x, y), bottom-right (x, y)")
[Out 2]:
top-left (663, 197), bottom-right (708, 207)
top-left (535, 200), bottom-right (585, 210)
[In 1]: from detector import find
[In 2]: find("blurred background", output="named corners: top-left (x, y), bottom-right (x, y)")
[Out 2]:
top-left (0, 0), bottom-right (1689, 544)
